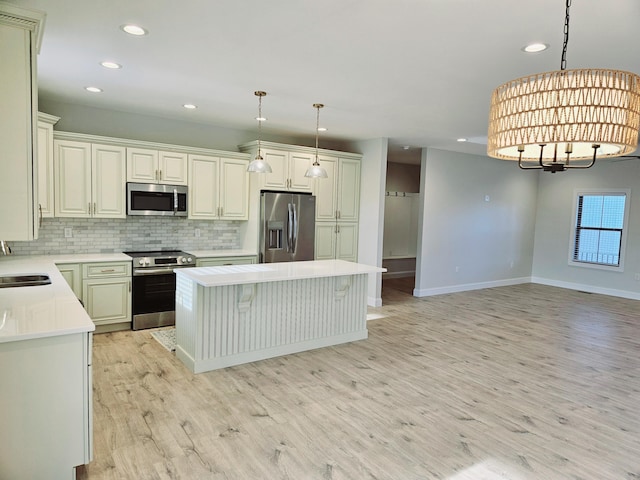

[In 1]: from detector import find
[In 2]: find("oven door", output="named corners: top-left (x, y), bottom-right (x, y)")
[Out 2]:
top-left (131, 269), bottom-right (178, 330)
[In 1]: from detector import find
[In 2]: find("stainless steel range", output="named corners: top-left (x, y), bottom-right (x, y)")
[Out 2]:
top-left (124, 250), bottom-right (196, 330)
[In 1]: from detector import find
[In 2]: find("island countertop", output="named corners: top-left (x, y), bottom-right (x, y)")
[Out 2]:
top-left (175, 259), bottom-right (385, 287)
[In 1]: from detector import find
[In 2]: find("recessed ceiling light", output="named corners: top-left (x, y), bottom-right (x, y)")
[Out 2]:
top-left (183, 104), bottom-right (197, 109)
top-left (457, 138), bottom-right (468, 142)
top-left (317, 127), bottom-right (327, 132)
top-left (522, 43), bottom-right (548, 53)
top-left (100, 61), bottom-right (122, 69)
top-left (85, 86), bottom-right (102, 93)
top-left (403, 146), bottom-right (410, 150)
top-left (121, 24), bottom-right (148, 36)
top-left (255, 116), bottom-right (266, 122)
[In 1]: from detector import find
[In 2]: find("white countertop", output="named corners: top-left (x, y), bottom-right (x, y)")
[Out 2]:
top-left (0, 250), bottom-right (260, 343)
top-left (176, 259), bottom-right (386, 287)
top-left (0, 256), bottom-right (98, 343)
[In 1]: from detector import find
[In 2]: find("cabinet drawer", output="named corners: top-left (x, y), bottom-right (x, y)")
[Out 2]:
top-left (82, 262), bottom-right (131, 278)
top-left (196, 256), bottom-right (256, 267)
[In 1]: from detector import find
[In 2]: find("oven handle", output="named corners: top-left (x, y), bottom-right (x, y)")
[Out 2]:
top-left (132, 266), bottom-right (193, 276)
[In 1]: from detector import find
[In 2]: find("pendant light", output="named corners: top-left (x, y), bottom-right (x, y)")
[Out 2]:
top-left (305, 103), bottom-right (329, 178)
top-left (247, 91), bottom-right (272, 173)
top-left (487, 0), bottom-right (640, 172)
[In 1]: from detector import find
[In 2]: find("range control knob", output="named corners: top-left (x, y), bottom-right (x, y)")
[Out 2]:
top-left (187, 257), bottom-right (193, 263)
top-left (138, 259), bottom-right (145, 266)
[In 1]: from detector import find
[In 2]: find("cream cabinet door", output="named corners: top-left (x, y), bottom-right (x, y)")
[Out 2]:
top-left (314, 157), bottom-right (338, 221)
top-left (57, 263), bottom-right (82, 299)
top-left (336, 223), bottom-right (358, 262)
top-left (0, 16), bottom-right (38, 241)
top-left (36, 119), bottom-right (56, 218)
top-left (126, 147), bottom-right (158, 183)
top-left (92, 144), bottom-right (126, 218)
top-left (159, 151), bottom-right (188, 185)
top-left (54, 140), bottom-right (92, 217)
top-left (82, 277), bottom-right (131, 326)
top-left (220, 157), bottom-right (249, 220)
top-left (337, 158), bottom-right (361, 222)
top-left (259, 149), bottom-right (288, 190)
top-left (288, 152), bottom-right (314, 192)
top-left (315, 222), bottom-right (337, 260)
top-left (188, 154), bottom-right (219, 219)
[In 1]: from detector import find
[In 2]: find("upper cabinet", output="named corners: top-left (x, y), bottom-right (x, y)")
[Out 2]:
top-left (0, 4), bottom-right (45, 240)
top-left (188, 154), bottom-right (250, 220)
top-left (127, 147), bottom-right (188, 185)
top-left (239, 142), bottom-right (315, 192)
top-left (315, 156), bottom-right (361, 222)
top-left (36, 112), bottom-right (61, 220)
top-left (54, 140), bottom-right (126, 218)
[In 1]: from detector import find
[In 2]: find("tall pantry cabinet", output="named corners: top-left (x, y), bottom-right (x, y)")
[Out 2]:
top-left (0, 3), bottom-right (45, 240)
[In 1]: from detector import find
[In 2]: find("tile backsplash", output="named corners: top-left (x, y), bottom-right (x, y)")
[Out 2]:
top-left (8, 217), bottom-right (242, 255)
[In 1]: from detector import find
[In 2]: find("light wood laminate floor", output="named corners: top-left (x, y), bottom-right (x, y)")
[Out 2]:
top-left (78, 282), bottom-right (640, 479)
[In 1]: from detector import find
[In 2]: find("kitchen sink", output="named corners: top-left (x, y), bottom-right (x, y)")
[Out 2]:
top-left (0, 274), bottom-right (51, 288)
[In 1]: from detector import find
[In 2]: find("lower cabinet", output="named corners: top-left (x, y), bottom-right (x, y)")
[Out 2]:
top-left (0, 332), bottom-right (92, 479)
top-left (57, 263), bottom-right (82, 298)
top-left (82, 262), bottom-right (131, 330)
top-left (315, 222), bottom-right (358, 262)
top-left (57, 261), bottom-right (132, 331)
top-left (196, 255), bottom-right (257, 267)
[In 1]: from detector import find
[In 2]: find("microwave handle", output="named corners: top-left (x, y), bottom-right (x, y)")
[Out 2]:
top-left (173, 188), bottom-right (178, 215)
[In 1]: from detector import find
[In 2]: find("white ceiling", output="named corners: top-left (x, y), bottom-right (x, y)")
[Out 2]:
top-left (11, 0), bottom-right (640, 161)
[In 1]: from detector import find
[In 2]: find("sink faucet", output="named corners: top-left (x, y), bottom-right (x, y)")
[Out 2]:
top-left (0, 241), bottom-right (11, 256)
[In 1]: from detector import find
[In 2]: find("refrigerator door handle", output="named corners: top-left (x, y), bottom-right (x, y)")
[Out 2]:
top-left (287, 203), bottom-right (294, 252)
top-left (291, 202), bottom-right (298, 253)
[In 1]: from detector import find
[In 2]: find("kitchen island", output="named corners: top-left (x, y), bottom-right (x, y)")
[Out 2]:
top-left (174, 259), bottom-right (385, 373)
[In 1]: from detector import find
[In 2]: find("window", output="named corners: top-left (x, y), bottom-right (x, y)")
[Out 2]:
top-left (570, 190), bottom-right (630, 269)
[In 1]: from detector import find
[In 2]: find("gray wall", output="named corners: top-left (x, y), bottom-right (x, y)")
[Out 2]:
top-left (386, 162), bottom-right (420, 193)
top-left (354, 138), bottom-right (388, 307)
top-left (415, 148), bottom-right (538, 295)
top-left (39, 99), bottom-right (355, 153)
top-left (532, 159), bottom-right (640, 299)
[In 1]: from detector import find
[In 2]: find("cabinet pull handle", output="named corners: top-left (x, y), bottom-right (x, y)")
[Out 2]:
top-left (101, 269), bottom-right (115, 273)
top-left (93, 203), bottom-right (97, 215)
top-left (38, 204), bottom-right (43, 227)
top-left (220, 206), bottom-right (223, 216)
top-left (159, 169), bottom-right (162, 181)
top-left (88, 203), bottom-right (91, 215)
top-left (129, 281), bottom-right (131, 293)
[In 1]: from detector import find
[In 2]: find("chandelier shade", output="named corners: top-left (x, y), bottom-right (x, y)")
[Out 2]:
top-left (488, 68), bottom-right (640, 162)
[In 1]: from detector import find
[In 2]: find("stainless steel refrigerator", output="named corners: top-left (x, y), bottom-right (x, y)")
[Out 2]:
top-left (260, 191), bottom-right (316, 263)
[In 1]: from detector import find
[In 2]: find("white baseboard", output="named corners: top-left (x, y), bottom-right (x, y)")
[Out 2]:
top-left (531, 276), bottom-right (640, 301)
top-left (413, 277), bottom-right (531, 297)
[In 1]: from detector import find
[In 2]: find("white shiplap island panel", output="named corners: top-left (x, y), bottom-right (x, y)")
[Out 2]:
top-left (175, 260), bottom-right (385, 373)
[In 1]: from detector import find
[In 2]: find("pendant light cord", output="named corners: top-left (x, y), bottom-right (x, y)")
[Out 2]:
top-left (257, 94), bottom-right (263, 156)
top-left (560, 0), bottom-right (571, 71)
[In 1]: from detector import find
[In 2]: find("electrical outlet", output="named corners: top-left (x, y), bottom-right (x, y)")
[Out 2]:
top-left (64, 227), bottom-right (72, 238)
top-left (455, 266), bottom-right (460, 273)
top-left (195, 228), bottom-right (201, 238)
top-left (634, 273), bottom-right (640, 281)
top-left (510, 261), bottom-right (514, 269)
top-left (484, 195), bottom-right (490, 202)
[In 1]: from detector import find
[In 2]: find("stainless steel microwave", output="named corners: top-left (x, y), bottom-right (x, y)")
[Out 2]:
top-left (127, 182), bottom-right (188, 216)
